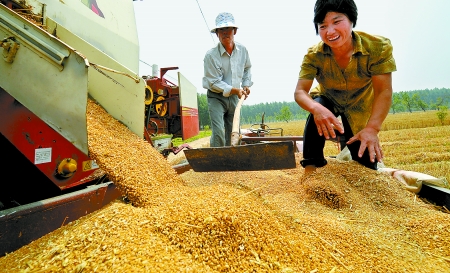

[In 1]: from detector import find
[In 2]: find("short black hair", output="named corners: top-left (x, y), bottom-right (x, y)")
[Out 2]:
top-left (313, 0), bottom-right (358, 35)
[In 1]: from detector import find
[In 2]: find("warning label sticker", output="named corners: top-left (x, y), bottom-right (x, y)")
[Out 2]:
top-left (35, 148), bottom-right (52, 164)
top-left (82, 160), bottom-right (99, 171)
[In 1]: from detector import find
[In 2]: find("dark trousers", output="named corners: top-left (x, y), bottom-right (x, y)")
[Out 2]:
top-left (300, 96), bottom-right (378, 170)
top-left (207, 90), bottom-right (239, 147)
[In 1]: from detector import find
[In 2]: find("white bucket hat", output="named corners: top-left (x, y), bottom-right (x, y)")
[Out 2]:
top-left (210, 12), bottom-right (238, 33)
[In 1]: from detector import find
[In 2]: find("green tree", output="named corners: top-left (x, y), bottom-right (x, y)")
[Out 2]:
top-left (236, 88), bottom-right (449, 120)
top-left (437, 106), bottom-right (448, 125)
top-left (253, 113), bottom-right (263, 125)
top-left (412, 93), bottom-right (428, 112)
top-left (391, 93), bottom-right (403, 114)
top-left (401, 92), bottom-right (415, 113)
top-left (434, 97), bottom-right (445, 110)
top-left (197, 93), bottom-right (210, 129)
top-left (275, 106), bottom-right (293, 123)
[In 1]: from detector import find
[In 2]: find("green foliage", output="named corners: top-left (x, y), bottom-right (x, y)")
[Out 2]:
top-left (412, 93), bottom-right (428, 111)
top-left (391, 88), bottom-right (450, 114)
top-left (401, 91), bottom-right (415, 113)
top-left (196, 88), bottom-right (450, 129)
top-left (241, 101), bottom-right (309, 124)
top-left (275, 106), bottom-right (293, 123)
top-left (390, 93), bottom-right (404, 114)
top-left (409, 88), bottom-right (450, 108)
top-left (434, 97), bottom-right (445, 109)
top-left (437, 106), bottom-right (449, 125)
top-left (197, 93), bottom-right (210, 129)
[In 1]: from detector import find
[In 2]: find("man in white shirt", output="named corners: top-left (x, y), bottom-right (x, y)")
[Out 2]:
top-left (202, 12), bottom-right (253, 147)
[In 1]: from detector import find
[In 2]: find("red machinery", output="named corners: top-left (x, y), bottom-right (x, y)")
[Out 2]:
top-left (144, 67), bottom-right (199, 154)
top-left (0, 86), bottom-right (122, 256)
top-left (0, 69), bottom-right (199, 254)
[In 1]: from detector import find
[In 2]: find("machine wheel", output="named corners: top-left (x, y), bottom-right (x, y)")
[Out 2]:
top-left (145, 85), bottom-right (154, 105)
top-left (155, 96), bottom-right (168, 116)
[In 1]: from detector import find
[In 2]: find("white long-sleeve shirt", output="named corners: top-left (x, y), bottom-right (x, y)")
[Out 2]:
top-left (202, 42), bottom-right (253, 97)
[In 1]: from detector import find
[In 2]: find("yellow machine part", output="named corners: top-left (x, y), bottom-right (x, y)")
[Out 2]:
top-left (145, 85), bottom-right (154, 105)
top-left (155, 96), bottom-right (168, 116)
top-left (57, 158), bottom-right (78, 178)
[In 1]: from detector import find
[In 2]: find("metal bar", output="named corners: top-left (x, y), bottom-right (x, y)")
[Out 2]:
top-left (242, 136), bottom-right (303, 142)
top-left (242, 135), bottom-right (344, 143)
top-left (0, 182), bottom-right (121, 256)
top-left (419, 184), bottom-right (450, 208)
top-left (0, 5), bottom-right (69, 67)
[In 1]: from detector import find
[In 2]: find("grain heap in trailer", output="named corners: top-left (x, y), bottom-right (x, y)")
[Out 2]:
top-left (0, 0), bottom-right (199, 255)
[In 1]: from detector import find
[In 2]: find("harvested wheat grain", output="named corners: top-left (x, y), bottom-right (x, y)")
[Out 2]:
top-left (85, 99), bottom-right (183, 208)
top-left (1, 101), bottom-right (449, 273)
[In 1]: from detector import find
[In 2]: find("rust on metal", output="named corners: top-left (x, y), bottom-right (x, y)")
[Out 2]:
top-left (0, 182), bottom-right (121, 256)
top-left (184, 141), bottom-right (296, 172)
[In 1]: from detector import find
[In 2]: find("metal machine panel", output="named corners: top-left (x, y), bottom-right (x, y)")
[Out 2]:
top-left (178, 72), bottom-right (199, 140)
top-left (53, 21), bottom-right (145, 138)
top-left (0, 88), bottom-right (100, 190)
top-left (27, 0), bottom-right (140, 73)
top-left (0, 4), bottom-right (90, 154)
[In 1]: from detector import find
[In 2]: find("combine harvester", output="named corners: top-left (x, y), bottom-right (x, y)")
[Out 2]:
top-left (0, 0), bottom-right (198, 255)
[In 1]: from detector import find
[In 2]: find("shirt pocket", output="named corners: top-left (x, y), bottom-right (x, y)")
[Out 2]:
top-left (236, 66), bottom-right (244, 80)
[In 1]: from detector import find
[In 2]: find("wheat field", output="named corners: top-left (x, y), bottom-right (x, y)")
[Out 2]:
top-left (243, 110), bottom-right (450, 183)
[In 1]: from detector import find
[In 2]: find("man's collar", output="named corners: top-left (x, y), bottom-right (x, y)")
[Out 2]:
top-left (218, 42), bottom-right (238, 55)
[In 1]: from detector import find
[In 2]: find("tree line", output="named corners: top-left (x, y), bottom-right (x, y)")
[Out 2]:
top-left (196, 88), bottom-right (450, 129)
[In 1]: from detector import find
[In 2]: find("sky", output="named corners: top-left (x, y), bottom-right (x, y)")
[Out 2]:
top-left (133, 0), bottom-right (450, 106)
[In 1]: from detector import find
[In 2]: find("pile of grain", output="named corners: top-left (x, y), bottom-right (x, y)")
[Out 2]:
top-left (1, 100), bottom-right (449, 272)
